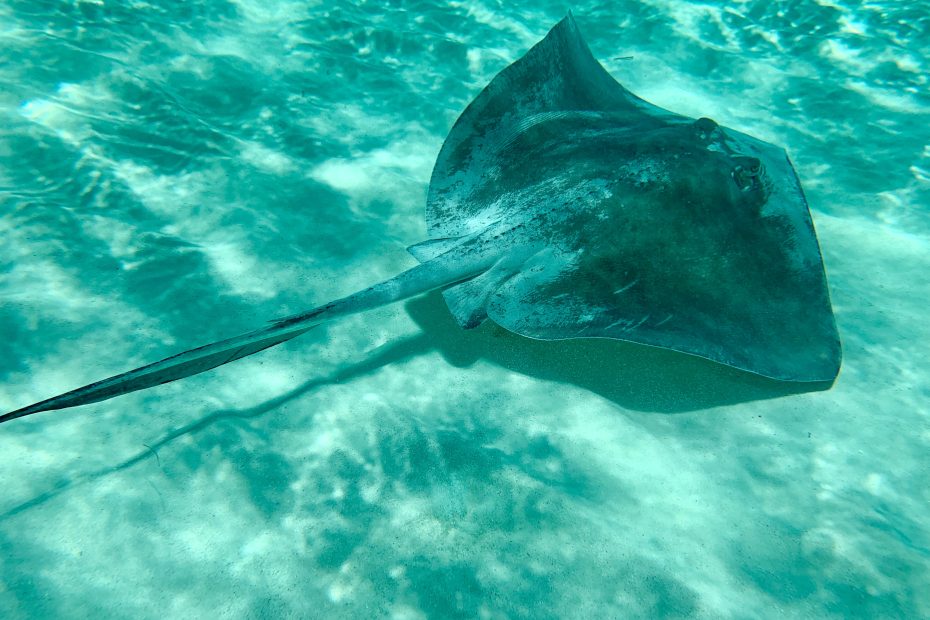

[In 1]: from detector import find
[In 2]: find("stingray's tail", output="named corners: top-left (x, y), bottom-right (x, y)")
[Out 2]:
top-left (1, 250), bottom-right (491, 425)
top-left (0, 324), bottom-right (318, 424)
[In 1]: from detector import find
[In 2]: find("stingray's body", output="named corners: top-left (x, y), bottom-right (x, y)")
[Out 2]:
top-left (1, 15), bottom-right (840, 424)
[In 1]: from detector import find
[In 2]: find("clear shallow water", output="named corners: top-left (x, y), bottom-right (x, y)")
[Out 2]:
top-left (0, 1), bottom-right (928, 618)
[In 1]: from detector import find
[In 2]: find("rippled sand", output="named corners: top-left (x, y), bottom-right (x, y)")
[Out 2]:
top-left (1, 2), bottom-right (928, 618)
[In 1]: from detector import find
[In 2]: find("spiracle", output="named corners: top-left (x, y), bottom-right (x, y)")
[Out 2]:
top-left (731, 156), bottom-right (765, 191)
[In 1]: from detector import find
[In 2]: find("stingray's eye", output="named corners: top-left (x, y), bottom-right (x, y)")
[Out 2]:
top-left (693, 117), bottom-right (719, 141)
top-left (731, 156), bottom-right (764, 191)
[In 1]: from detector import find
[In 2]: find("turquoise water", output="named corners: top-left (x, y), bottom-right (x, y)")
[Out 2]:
top-left (1, 1), bottom-right (928, 617)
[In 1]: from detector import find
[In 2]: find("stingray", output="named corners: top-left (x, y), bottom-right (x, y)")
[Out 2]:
top-left (1, 14), bottom-right (840, 425)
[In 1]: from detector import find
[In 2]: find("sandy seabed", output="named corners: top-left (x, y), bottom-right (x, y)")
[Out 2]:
top-left (1, 1), bottom-right (928, 618)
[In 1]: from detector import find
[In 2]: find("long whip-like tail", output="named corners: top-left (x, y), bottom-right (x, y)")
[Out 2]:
top-left (1, 251), bottom-right (488, 425)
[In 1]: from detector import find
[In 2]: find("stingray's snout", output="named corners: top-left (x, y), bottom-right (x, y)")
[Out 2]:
top-left (731, 156), bottom-right (765, 191)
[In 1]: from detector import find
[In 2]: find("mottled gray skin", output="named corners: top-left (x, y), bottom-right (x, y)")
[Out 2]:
top-left (1, 14), bottom-right (839, 425)
top-left (424, 14), bottom-right (840, 382)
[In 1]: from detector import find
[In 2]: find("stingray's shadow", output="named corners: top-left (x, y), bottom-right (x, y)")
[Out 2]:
top-left (0, 290), bottom-right (831, 519)
top-left (0, 329), bottom-right (433, 520)
top-left (403, 291), bottom-right (831, 413)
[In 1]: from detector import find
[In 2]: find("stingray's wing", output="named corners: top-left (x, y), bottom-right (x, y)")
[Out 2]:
top-left (426, 13), bottom-right (681, 239)
top-left (481, 139), bottom-right (841, 382)
top-left (476, 111), bottom-right (839, 381)
top-left (487, 114), bottom-right (840, 381)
